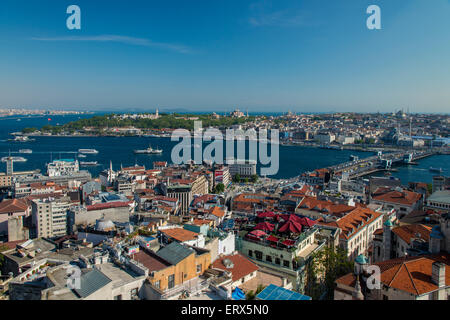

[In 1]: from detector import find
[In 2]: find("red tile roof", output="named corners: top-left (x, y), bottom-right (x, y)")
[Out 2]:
top-left (0, 199), bottom-right (29, 214)
top-left (336, 254), bottom-right (450, 296)
top-left (323, 207), bottom-right (383, 240)
top-left (161, 228), bottom-right (199, 242)
top-left (392, 224), bottom-right (432, 245)
top-left (372, 189), bottom-right (422, 206)
top-left (132, 248), bottom-right (171, 272)
top-left (297, 196), bottom-right (355, 217)
top-left (86, 201), bottom-right (131, 211)
top-left (212, 253), bottom-right (259, 282)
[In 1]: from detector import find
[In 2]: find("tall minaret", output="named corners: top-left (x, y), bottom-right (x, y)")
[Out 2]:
top-left (383, 219), bottom-right (394, 261)
top-left (352, 275), bottom-right (364, 300)
top-left (156, 108), bottom-right (159, 118)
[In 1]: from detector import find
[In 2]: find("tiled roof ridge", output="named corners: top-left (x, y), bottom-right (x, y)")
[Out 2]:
top-left (403, 263), bottom-right (420, 295)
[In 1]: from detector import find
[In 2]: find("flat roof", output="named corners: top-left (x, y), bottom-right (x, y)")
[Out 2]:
top-left (256, 284), bottom-right (312, 301)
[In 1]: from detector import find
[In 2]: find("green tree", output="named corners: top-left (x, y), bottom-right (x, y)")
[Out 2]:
top-left (305, 246), bottom-right (353, 300)
top-left (250, 174), bottom-right (258, 183)
top-left (232, 174), bottom-right (241, 183)
top-left (214, 183), bottom-right (225, 193)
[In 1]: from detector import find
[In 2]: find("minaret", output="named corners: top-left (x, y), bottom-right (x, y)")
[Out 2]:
top-left (6, 152), bottom-right (13, 176)
top-left (352, 275), bottom-right (364, 300)
top-left (156, 108), bottom-right (159, 118)
top-left (383, 219), bottom-right (394, 260)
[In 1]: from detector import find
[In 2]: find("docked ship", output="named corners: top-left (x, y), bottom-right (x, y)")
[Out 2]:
top-left (80, 161), bottom-right (98, 166)
top-left (134, 145), bottom-right (163, 154)
top-left (78, 149), bottom-right (99, 154)
top-left (429, 167), bottom-right (443, 173)
top-left (1, 156), bottom-right (27, 162)
top-left (19, 149), bottom-right (33, 154)
top-left (349, 155), bottom-right (359, 162)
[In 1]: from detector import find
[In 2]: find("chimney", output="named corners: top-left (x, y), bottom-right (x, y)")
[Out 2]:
top-left (431, 262), bottom-right (446, 288)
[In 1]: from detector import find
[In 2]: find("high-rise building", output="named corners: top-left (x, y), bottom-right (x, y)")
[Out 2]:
top-left (31, 197), bottom-right (70, 238)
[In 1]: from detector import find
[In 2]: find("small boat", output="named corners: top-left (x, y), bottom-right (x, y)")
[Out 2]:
top-left (80, 161), bottom-right (98, 166)
top-left (78, 149), bottom-right (99, 154)
top-left (134, 145), bottom-right (163, 154)
top-left (78, 154), bottom-right (87, 158)
top-left (349, 155), bottom-right (359, 162)
top-left (19, 149), bottom-right (33, 154)
top-left (1, 156), bottom-right (27, 162)
top-left (429, 167), bottom-right (443, 173)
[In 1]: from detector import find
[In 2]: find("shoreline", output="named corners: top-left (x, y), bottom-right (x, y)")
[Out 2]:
top-left (17, 133), bottom-right (422, 153)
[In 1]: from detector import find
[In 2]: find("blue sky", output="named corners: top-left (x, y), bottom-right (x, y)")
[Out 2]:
top-left (0, 0), bottom-right (449, 113)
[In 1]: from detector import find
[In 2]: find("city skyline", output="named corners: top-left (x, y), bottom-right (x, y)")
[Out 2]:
top-left (1, 0), bottom-right (450, 113)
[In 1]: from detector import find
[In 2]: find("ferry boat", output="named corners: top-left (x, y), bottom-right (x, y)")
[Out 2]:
top-left (1, 156), bottom-right (27, 162)
top-left (134, 145), bottom-right (163, 154)
top-left (80, 161), bottom-right (98, 166)
top-left (19, 149), bottom-right (33, 154)
top-left (429, 167), bottom-right (443, 173)
top-left (78, 149), bottom-right (99, 154)
top-left (8, 136), bottom-right (35, 142)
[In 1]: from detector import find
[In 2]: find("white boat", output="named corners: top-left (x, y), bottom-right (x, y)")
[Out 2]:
top-left (1, 156), bottom-right (27, 162)
top-left (429, 167), bottom-right (443, 173)
top-left (80, 161), bottom-right (98, 166)
top-left (78, 149), bottom-right (99, 154)
top-left (78, 154), bottom-right (87, 158)
top-left (9, 136), bottom-right (35, 142)
top-left (19, 149), bottom-right (33, 154)
top-left (134, 145), bottom-right (163, 154)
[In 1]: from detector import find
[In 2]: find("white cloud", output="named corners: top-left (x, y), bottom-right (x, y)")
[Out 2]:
top-left (31, 35), bottom-right (193, 54)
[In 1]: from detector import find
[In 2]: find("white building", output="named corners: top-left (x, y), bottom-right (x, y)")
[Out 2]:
top-left (47, 159), bottom-right (79, 177)
top-left (32, 197), bottom-right (70, 238)
top-left (228, 160), bottom-right (257, 177)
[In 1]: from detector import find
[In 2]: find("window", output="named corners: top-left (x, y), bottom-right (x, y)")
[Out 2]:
top-left (255, 251), bottom-right (263, 260)
top-left (114, 295), bottom-right (122, 300)
top-left (248, 250), bottom-right (253, 257)
top-left (383, 295), bottom-right (388, 300)
top-left (154, 280), bottom-right (160, 289)
top-left (266, 255), bottom-right (272, 263)
top-left (196, 264), bottom-right (202, 273)
top-left (130, 288), bottom-right (138, 299)
top-left (283, 260), bottom-right (290, 268)
top-left (168, 274), bottom-right (175, 289)
top-left (275, 258), bottom-right (280, 265)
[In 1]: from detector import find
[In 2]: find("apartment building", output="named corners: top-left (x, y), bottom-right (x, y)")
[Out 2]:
top-left (161, 181), bottom-right (193, 215)
top-left (32, 197), bottom-right (70, 238)
top-left (319, 207), bottom-right (383, 259)
top-left (371, 187), bottom-right (422, 219)
top-left (0, 173), bottom-right (13, 188)
top-left (133, 242), bottom-right (211, 300)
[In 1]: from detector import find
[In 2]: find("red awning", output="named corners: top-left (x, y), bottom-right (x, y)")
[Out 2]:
top-left (254, 222), bottom-right (275, 232)
top-left (249, 230), bottom-right (267, 237)
top-left (299, 217), bottom-right (317, 228)
top-left (267, 235), bottom-right (279, 242)
top-left (279, 220), bottom-right (303, 234)
top-left (258, 211), bottom-right (276, 218)
top-left (282, 239), bottom-right (296, 247)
